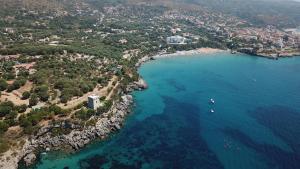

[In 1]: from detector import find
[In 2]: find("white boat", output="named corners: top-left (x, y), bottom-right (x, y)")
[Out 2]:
top-left (210, 98), bottom-right (215, 104)
top-left (210, 109), bottom-right (215, 113)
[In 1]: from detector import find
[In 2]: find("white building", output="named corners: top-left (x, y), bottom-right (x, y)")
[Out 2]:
top-left (166, 35), bottom-right (187, 45)
top-left (88, 95), bottom-right (101, 110)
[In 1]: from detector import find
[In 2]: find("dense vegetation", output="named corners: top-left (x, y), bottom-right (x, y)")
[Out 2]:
top-left (19, 105), bottom-right (67, 134)
top-left (0, 101), bottom-right (27, 133)
top-left (29, 56), bottom-right (106, 103)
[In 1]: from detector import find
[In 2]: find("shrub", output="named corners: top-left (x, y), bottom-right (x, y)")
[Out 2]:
top-left (22, 91), bottom-right (31, 100)
top-left (16, 104), bottom-right (27, 113)
top-left (23, 125), bottom-right (39, 135)
top-left (49, 105), bottom-right (66, 115)
top-left (34, 85), bottom-right (49, 102)
top-left (39, 92), bottom-right (49, 102)
top-left (0, 79), bottom-right (8, 91)
top-left (60, 94), bottom-right (70, 103)
top-left (4, 111), bottom-right (18, 126)
top-left (6, 85), bottom-right (15, 92)
top-left (0, 101), bottom-right (14, 117)
top-left (29, 94), bottom-right (38, 107)
top-left (2, 72), bottom-right (15, 80)
top-left (0, 138), bottom-right (10, 154)
top-left (74, 108), bottom-right (95, 120)
top-left (6, 77), bottom-right (27, 92)
top-left (0, 121), bottom-right (9, 134)
top-left (96, 100), bottom-right (112, 115)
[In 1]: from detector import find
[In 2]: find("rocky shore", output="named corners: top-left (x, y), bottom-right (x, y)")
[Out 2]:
top-left (20, 94), bottom-right (134, 167)
top-left (0, 54), bottom-right (149, 169)
top-left (135, 55), bottom-right (153, 67)
top-left (0, 89), bottom-right (145, 169)
top-left (257, 51), bottom-right (300, 59)
top-left (237, 48), bottom-right (300, 59)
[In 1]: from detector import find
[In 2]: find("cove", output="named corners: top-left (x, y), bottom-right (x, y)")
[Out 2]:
top-left (30, 52), bottom-right (300, 169)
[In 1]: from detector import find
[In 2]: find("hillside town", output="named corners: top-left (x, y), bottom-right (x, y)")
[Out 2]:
top-left (161, 9), bottom-right (300, 58)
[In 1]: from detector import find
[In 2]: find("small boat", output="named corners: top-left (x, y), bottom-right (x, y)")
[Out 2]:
top-left (41, 152), bottom-right (47, 155)
top-left (210, 109), bottom-right (215, 113)
top-left (210, 98), bottom-right (215, 104)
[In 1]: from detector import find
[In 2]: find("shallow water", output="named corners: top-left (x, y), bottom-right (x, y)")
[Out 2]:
top-left (29, 52), bottom-right (300, 169)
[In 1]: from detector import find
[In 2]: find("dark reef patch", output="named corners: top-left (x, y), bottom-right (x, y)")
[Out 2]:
top-left (221, 105), bottom-right (300, 169)
top-left (77, 96), bottom-right (224, 169)
top-left (166, 78), bottom-right (186, 92)
top-left (223, 128), bottom-right (300, 169)
top-left (248, 105), bottom-right (300, 153)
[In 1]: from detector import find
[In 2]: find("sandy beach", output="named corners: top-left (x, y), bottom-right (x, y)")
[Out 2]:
top-left (153, 48), bottom-right (225, 59)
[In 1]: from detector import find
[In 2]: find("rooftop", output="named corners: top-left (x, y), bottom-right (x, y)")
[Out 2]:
top-left (88, 95), bottom-right (100, 99)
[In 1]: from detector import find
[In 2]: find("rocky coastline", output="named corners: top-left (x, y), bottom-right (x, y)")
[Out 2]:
top-left (237, 48), bottom-right (300, 59)
top-left (0, 77), bottom-right (147, 169)
top-left (20, 94), bottom-right (135, 167)
top-left (11, 95), bottom-right (134, 168)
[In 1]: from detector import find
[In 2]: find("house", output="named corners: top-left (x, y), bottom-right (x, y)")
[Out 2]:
top-left (88, 95), bottom-right (101, 110)
top-left (4, 28), bottom-right (15, 34)
top-left (166, 35), bottom-right (187, 45)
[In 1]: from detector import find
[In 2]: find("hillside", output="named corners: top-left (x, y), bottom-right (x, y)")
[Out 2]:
top-left (127, 0), bottom-right (300, 28)
top-left (185, 0), bottom-right (300, 28)
top-left (1, 0), bottom-right (300, 28)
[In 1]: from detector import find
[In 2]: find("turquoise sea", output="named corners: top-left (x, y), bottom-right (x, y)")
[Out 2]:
top-left (28, 52), bottom-right (300, 169)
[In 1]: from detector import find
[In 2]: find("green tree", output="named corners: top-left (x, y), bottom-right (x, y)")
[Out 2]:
top-left (0, 121), bottom-right (9, 134)
top-left (49, 105), bottom-right (65, 115)
top-left (22, 91), bottom-right (31, 100)
top-left (34, 85), bottom-right (49, 102)
top-left (0, 79), bottom-right (8, 91)
top-left (5, 111), bottom-right (18, 126)
top-left (16, 104), bottom-right (27, 113)
top-left (6, 77), bottom-right (27, 92)
top-left (29, 94), bottom-right (38, 107)
top-left (0, 101), bottom-right (14, 117)
top-left (0, 138), bottom-right (10, 154)
top-left (74, 108), bottom-right (95, 120)
top-left (6, 85), bottom-right (15, 92)
top-left (96, 100), bottom-right (112, 115)
top-left (60, 94), bottom-right (71, 103)
top-left (2, 72), bottom-right (15, 80)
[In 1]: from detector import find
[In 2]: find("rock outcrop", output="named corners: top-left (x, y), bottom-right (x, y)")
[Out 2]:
top-left (134, 78), bottom-right (148, 89)
top-left (135, 56), bottom-right (151, 67)
top-left (23, 153), bottom-right (36, 166)
top-left (126, 78), bottom-right (148, 92)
